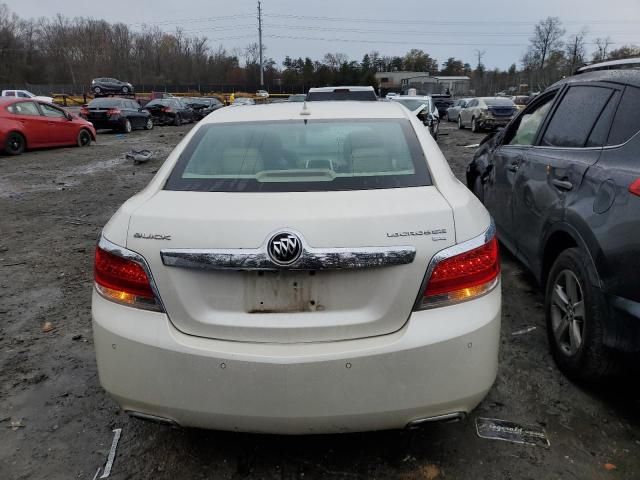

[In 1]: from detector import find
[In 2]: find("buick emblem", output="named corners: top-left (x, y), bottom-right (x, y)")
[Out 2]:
top-left (268, 232), bottom-right (302, 265)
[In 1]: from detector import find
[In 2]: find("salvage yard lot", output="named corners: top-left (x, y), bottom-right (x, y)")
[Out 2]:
top-left (1, 122), bottom-right (639, 479)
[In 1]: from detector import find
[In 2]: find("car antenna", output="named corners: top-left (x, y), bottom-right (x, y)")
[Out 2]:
top-left (300, 101), bottom-right (311, 116)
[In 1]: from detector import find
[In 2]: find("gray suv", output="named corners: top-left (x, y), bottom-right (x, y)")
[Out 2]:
top-left (467, 67), bottom-right (640, 381)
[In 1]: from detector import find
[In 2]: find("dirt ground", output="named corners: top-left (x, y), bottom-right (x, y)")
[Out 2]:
top-left (1, 120), bottom-right (639, 480)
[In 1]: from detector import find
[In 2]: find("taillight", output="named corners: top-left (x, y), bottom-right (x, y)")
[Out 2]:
top-left (106, 108), bottom-right (121, 116)
top-left (162, 107), bottom-right (173, 113)
top-left (416, 228), bottom-right (500, 310)
top-left (94, 240), bottom-right (163, 311)
top-left (629, 178), bottom-right (640, 197)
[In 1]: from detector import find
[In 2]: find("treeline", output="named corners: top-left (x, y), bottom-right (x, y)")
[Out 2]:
top-left (1, 3), bottom-right (638, 95)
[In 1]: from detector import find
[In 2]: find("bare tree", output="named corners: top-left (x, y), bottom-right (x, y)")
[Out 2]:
top-left (593, 36), bottom-right (613, 62)
top-left (566, 28), bottom-right (588, 73)
top-left (527, 17), bottom-right (565, 84)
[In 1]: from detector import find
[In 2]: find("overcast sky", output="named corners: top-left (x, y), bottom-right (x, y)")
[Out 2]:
top-left (5, 0), bottom-right (640, 70)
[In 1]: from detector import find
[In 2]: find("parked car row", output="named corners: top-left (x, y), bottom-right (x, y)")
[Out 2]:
top-left (467, 61), bottom-right (640, 381)
top-left (1, 93), bottom-right (226, 155)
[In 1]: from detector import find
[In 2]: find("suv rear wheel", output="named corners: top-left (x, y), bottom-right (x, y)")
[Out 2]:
top-left (545, 248), bottom-right (618, 381)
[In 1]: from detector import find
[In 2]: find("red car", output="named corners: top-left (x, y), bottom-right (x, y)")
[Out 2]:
top-left (0, 97), bottom-right (96, 155)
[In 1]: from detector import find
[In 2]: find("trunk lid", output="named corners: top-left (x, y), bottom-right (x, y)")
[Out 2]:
top-left (127, 187), bottom-right (455, 343)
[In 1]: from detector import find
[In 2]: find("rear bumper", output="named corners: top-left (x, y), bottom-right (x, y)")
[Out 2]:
top-left (479, 118), bottom-right (511, 128)
top-left (87, 119), bottom-right (123, 130)
top-left (604, 293), bottom-right (640, 353)
top-left (92, 284), bottom-right (501, 434)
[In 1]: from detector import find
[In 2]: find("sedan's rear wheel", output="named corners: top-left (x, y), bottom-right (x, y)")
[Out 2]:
top-left (545, 248), bottom-right (619, 381)
top-left (123, 119), bottom-right (132, 133)
top-left (471, 117), bottom-right (479, 133)
top-left (144, 118), bottom-right (154, 130)
top-left (457, 116), bottom-right (464, 129)
top-left (4, 132), bottom-right (25, 155)
top-left (77, 129), bottom-right (92, 147)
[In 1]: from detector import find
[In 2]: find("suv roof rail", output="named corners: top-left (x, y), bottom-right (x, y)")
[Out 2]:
top-left (576, 57), bottom-right (640, 74)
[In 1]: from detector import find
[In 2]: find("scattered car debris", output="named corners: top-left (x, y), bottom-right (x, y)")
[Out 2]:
top-left (464, 143), bottom-right (480, 148)
top-left (97, 428), bottom-right (122, 479)
top-left (9, 419), bottom-right (24, 431)
top-left (41, 322), bottom-right (55, 333)
top-left (476, 417), bottom-right (550, 448)
top-left (125, 149), bottom-right (154, 164)
top-left (604, 463), bottom-right (617, 471)
top-left (512, 326), bottom-right (537, 336)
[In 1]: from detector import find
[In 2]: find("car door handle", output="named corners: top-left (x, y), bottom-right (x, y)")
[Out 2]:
top-left (552, 179), bottom-right (573, 191)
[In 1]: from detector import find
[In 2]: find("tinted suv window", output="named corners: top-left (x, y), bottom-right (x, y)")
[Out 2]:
top-left (541, 86), bottom-right (613, 148)
top-left (506, 94), bottom-right (555, 146)
top-left (165, 119), bottom-right (431, 192)
top-left (608, 86), bottom-right (640, 145)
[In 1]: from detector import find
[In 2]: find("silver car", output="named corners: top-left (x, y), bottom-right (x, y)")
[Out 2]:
top-left (458, 97), bottom-right (517, 133)
top-left (446, 98), bottom-right (472, 122)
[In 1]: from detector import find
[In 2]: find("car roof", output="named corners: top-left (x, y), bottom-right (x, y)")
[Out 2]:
top-left (551, 68), bottom-right (640, 89)
top-left (393, 96), bottom-right (431, 100)
top-left (307, 86), bottom-right (375, 92)
top-left (199, 101), bottom-right (411, 124)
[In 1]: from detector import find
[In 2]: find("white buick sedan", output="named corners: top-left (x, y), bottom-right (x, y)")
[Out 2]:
top-left (92, 101), bottom-right (501, 434)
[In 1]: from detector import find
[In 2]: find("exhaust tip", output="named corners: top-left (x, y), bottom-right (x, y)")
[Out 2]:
top-left (406, 412), bottom-right (466, 429)
top-left (126, 411), bottom-right (180, 427)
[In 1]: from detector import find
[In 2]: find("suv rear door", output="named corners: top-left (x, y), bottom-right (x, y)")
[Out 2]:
top-left (512, 83), bottom-right (622, 271)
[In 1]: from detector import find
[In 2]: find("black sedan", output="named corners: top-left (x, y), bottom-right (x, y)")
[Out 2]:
top-left (144, 98), bottom-right (195, 126)
top-left (467, 66), bottom-right (640, 382)
top-left (80, 98), bottom-right (152, 133)
top-left (182, 97), bottom-right (224, 120)
top-left (90, 77), bottom-right (134, 96)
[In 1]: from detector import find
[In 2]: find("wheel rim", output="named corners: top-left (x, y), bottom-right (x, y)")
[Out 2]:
top-left (458, 117), bottom-right (462, 127)
top-left (472, 119), bottom-right (476, 130)
top-left (125, 120), bottom-right (131, 132)
top-left (550, 269), bottom-right (585, 356)
top-left (123, 87), bottom-right (128, 93)
top-left (8, 135), bottom-right (22, 152)
top-left (79, 131), bottom-right (90, 146)
top-left (95, 87), bottom-right (101, 93)
top-left (146, 119), bottom-right (153, 129)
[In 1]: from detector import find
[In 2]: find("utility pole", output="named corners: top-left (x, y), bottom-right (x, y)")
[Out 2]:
top-left (258, 1), bottom-right (264, 88)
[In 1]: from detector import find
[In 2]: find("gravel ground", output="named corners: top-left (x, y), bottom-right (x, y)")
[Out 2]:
top-left (0, 119), bottom-right (639, 480)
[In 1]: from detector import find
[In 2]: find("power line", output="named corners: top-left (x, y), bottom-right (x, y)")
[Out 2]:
top-left (263, 12), bottom-right (639, 26)
top-left (264, 33), bottom-right (640, 48)
top-left (263, 22), bottom-right (639, 38)
top-left (128, 13), bottom-right (254, 27)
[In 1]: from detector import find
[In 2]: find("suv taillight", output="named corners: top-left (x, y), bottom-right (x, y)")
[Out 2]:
top-left (416, 228), bottom-right (500, 310)
top-left (629, 179), bottom-right (640, 197)
top-left (94, 240), bottom-right (163, 311)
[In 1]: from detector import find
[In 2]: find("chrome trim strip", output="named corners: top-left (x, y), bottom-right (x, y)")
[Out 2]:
top-left (406, 412), bottom-right (467, 428)
top-left (97, 234), bottom-right (166, 312)
top-left (413, 219), bottom-right (498, 310)
top-left (160, 232), bottom-right (416, 271)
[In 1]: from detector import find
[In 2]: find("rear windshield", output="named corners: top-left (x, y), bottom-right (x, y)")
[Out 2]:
top-left (485, 98), bottom-right (515, 107)
top-left (146, 99), bottom-right (169, 107)
top-left (394, 99), bottom-right (427, 111)
top-left (164, 119), bottom-right (431, 192)
top-left (88, 98), bottom-right (123, 107)
top-left (306, 91), bottom-right (377, 101)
